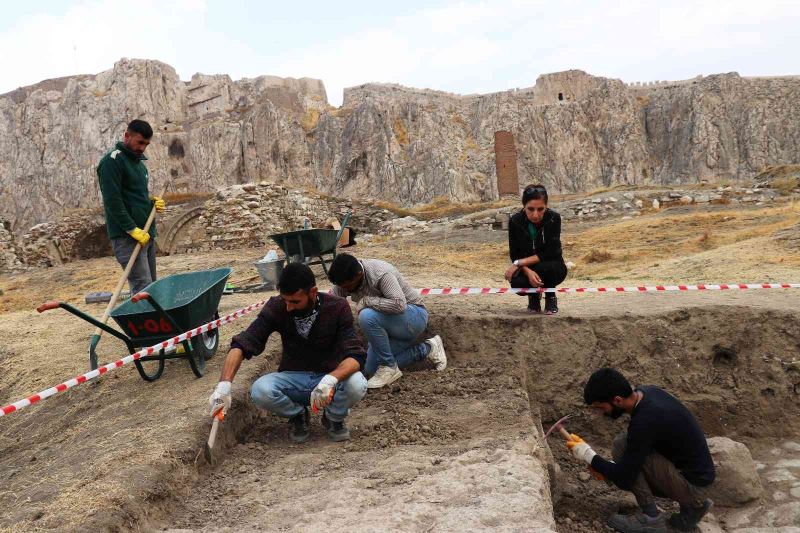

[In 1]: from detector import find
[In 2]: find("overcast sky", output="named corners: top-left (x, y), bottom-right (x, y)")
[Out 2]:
top-left (1, 0), bottom-right (798, 106)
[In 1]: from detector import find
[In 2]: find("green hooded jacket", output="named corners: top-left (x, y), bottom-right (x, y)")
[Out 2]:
top-left (96, 141), bottom-right (156, 239)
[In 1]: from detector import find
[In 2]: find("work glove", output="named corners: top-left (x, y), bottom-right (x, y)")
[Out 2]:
top-left (127, 227), bottom-right (151, 246)
top-left (566, 433), bottom-right (597, 465)
top-left (209, 381), bottom-right (232, 417)
top-left (310, 374), bottom-right (338, 414)
top-left (150, 196), bottom-right (166, 213)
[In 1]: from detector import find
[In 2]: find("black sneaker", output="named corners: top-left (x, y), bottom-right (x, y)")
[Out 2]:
top-left (288, 407), bottom-right (310, 443)
top-left (527, 293), bottom-right (542, 313)
top-left (544, 293), bottom-right (558, 315)
top-left (321, 412), bottom-right (351, 442)
top-left (668, 499), bottom-right (712, 531)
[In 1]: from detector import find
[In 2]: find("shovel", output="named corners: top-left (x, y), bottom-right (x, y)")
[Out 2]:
top-left (88, 183), bottom-right (169, 369)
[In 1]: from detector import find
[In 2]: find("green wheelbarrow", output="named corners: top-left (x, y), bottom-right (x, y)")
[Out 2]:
top-left (270, 212), bottom-right (351, 276)
top-left (37, 268), bottom-right (231, 382)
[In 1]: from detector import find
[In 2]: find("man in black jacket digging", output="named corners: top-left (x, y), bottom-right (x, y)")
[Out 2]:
top-left (208, 263), bottom-right (368, 443)
top-left (566, 368), bottom-right (715, 533)
top-left (505, 184), bottom-right (568, 314)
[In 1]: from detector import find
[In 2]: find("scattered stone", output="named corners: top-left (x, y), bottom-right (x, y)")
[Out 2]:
top-left (652, 199), bottom-right (660, 209)
top-left (577, 471), bottom-right (591, 482)
top-left (783, 441), bottom-right (800, 453)
top-left (680, 195), bottom-right (693, 204)
top-left (706, 436), bottom-right (764, 506)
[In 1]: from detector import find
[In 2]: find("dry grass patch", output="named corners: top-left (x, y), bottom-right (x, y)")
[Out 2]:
top-left (583, 249), bottom-right (614, 263)
top-left (566, 203), bottom-right (800, 278)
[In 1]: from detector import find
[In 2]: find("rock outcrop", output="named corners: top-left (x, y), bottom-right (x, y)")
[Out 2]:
top-left (2, 59), bottom-right (799, 234)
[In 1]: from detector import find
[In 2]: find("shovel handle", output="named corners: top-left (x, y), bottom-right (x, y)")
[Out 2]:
top-left (557, 426), bottom-right (571, 439)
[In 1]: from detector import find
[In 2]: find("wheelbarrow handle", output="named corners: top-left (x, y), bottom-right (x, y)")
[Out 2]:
top-left (36, 300), bottom-right (132, 345)
top-left (131, 291), bottom-right (151, 303)
top-left (37, 301), bottom-right (61, 313)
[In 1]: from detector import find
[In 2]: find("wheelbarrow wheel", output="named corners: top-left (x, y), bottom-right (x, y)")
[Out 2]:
top-left (201, 313), bottom-right (220, 360)
top-left (187, 314), bottom-right (219, 378)
top-left (134, 355), bottom-right (166, 382)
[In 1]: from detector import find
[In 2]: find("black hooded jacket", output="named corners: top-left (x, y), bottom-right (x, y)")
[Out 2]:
top-left (508, 208), bottom-right (564, 264)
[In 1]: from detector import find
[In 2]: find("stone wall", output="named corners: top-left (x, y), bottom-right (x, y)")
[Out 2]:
top-left (192, 182), bottom-right (397, 252)
top-left (0, 220), bottom-right (24, 272)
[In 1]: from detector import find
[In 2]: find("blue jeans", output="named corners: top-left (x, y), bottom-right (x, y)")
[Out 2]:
top-left (358, 305), bottom-right (431, 377)
top-left (250, 371), bottom-right (367, 422)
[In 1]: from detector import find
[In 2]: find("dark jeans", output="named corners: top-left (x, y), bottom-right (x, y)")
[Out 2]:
top-left (612, 431), bottom-right (708, 510)
top-left (510, 260), bottom-right (568, 292)
top-left (111, 237), bottom-right (157, 295)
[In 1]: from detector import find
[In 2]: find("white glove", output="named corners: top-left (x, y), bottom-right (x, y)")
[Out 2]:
top-left (209, 381), bottom-right (232, 417)
top-left (310, 374), bottom-right (338, 414)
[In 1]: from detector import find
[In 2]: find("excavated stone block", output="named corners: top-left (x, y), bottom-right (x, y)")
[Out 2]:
top-left (706, 437), bottom-right (764, 506)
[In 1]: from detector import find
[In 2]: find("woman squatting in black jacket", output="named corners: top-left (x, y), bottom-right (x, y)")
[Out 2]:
top-left (505, 184), bottom-right (568, 314)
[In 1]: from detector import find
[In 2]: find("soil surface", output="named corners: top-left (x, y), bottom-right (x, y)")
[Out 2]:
top-left (1, 198), bottom-right (799, 532)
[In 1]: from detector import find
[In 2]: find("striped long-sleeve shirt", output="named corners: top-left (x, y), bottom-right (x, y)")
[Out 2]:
top-left (331, 259), bottom-right (424, 314)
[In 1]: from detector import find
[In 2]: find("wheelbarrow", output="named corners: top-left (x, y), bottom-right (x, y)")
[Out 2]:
top-left (37, 268), bottom-right (231, 382)
top-left (270, 212), bottom-right (351, 276)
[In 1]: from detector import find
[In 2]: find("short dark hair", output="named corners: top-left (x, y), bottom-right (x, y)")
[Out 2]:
top-left (278, 263), bottom-right (316, 294)
top-left (127, 119), bottom-right (153, 139)
top-left (583, 368), bottom-right (633, 405)
top-left (328, 253), bottom-right (363, 285)
top-left (522, 183), bottom-right (548, 205)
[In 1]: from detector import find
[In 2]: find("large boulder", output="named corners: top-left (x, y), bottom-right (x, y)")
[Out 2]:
top-left (706, 437), bottom-right (764, 506)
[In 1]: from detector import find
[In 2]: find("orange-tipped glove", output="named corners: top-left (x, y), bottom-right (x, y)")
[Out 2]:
top-left (127, 227), bottom-right (151, 246)
top-left (310, 374), bottom-right (338, 414)
top-left (150, 196), bottom-right (166, 213)
top-left (566, 433), bottom-right (597, 465)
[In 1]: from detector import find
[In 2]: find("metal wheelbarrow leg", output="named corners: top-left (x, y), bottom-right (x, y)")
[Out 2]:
top-left (37, 300), bottom-right (167, 381)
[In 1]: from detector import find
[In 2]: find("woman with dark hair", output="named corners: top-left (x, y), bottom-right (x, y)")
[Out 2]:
top-left (504, 184), bottom-right (568, 314)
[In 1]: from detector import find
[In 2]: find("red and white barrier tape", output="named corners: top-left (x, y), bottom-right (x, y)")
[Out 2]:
top-left (0, 298), bottom-right (269, 417)
top-left (418, 283), bottom-right (800, 295)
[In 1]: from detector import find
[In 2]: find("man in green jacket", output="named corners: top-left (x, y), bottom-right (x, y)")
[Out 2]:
top-left (97, 120), bottom-right (165, 294)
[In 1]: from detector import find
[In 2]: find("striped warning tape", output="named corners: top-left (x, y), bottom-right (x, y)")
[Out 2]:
top-left (0, 298), bottom-right (269, 417)
top-left (418, 283), bottom-right (800, 295)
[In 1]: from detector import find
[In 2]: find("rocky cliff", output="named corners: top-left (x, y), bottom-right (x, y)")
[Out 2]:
top-left (1, 59), bottom-right (798, 233)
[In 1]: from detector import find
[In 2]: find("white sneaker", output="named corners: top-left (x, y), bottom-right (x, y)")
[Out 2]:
top-left (426, 335), bottom-right (447, 371)
top-left (367, 365), bottom-right (403, 389)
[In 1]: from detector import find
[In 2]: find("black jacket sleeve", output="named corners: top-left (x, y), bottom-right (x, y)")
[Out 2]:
top-left (230, 302), bottom-right (279, 359)
top-left (590, 417), bottom-right (653, 490)
top-left (508, 212), bottom-right (527, 262)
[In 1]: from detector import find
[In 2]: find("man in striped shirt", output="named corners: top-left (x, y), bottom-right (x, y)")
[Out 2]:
top-left (329, 254), bottom-right (447, 389)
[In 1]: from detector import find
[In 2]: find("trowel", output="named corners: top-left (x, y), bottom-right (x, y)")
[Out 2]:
top-left (203, 409), bottom-right (225, 465)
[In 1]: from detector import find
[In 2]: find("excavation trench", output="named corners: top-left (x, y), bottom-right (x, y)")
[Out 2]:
top-left (149, 306), bottom-right (800, 532)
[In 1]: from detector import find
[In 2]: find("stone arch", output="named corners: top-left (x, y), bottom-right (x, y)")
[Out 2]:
top-left (73, 224), bottom-right (113, 260)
